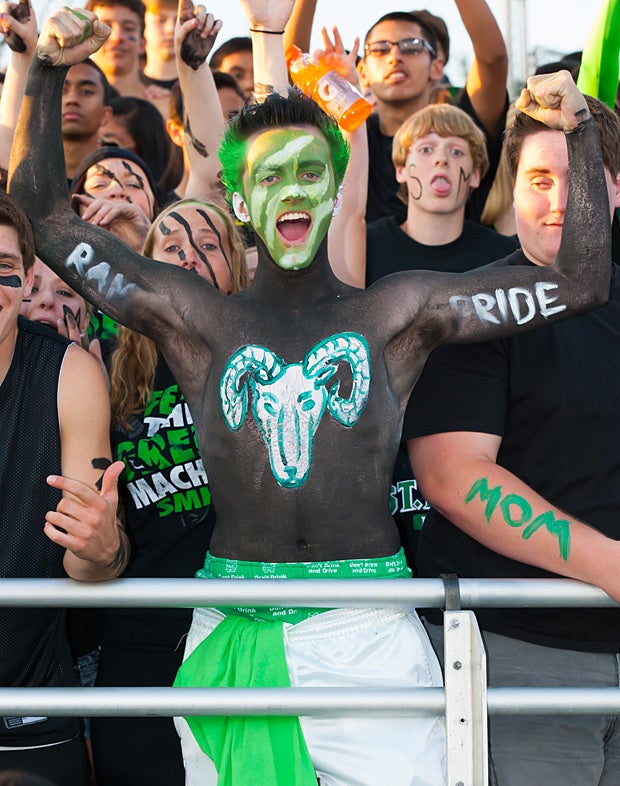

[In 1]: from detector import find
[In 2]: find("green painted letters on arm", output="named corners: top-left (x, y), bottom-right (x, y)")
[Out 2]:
top-left (465, 478), bottom-right (571, 561)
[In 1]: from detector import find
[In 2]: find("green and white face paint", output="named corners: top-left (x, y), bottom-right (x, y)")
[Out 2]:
top-left (234, 127), bottom-right (338, 271)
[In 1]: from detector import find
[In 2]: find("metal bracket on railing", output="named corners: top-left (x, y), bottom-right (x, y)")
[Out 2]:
top-left (442, 573), bottom-right (462, 611)
top-left (443, 575), bottom-right (488, 786)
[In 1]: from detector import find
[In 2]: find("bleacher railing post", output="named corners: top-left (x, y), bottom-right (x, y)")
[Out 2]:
top-left (444, 610), bottom-right (488, 786)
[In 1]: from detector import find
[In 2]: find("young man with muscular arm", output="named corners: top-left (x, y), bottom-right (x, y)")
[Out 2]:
top-left (7, 5), bottom-right (611, 783)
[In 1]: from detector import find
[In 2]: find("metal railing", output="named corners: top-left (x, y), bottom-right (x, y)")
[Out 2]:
top-left (1, 577), bottom-right (618, 786)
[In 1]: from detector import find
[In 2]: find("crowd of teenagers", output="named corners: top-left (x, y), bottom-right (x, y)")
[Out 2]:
top-left (0, 0), bottom-right (619, 783)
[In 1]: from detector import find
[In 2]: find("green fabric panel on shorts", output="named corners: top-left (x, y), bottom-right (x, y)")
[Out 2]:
top-left (197, 549), bottom-right (412, 623)
top-left (174, 614), bottom-right (317, 786)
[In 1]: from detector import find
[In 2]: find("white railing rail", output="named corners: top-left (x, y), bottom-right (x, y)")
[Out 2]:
top-left (1, 578), bottom-right (618, 786)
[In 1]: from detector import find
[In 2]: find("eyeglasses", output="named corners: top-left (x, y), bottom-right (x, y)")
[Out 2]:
top-left (364, 37), bottom-right (436, 58)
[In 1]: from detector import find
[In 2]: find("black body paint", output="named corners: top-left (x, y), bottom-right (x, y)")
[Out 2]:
top-left (92, 456), bottom-right (112, 491)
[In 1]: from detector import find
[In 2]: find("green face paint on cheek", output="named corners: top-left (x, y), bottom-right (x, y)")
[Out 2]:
top-left (244, 128), bottom-right (337, 270)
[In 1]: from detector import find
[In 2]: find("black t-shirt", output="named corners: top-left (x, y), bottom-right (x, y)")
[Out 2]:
top-left (366, 218), bottom-right (519, 565)
top-left (366, 215), bottom-right (519, 285)
top-left (101, 356), bottom-right (214, 649)
top-left (404, 255), bottom-right (620, 652)
top-left (365, 89), bottom-right (508, 225)
top-left (140, 73), bottom-right (178, 91)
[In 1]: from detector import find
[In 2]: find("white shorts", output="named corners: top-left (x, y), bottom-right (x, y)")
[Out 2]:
top-left (175, 606), bottom-right (446, 786)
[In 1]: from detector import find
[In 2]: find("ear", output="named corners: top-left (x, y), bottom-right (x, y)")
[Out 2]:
top-left (98, 106), bottom-right (113, 130)
top-left (232, 192), bottom-right (250, 223)
top-left (395, 164), bottom-right (408, 185)
top-left (469, 167), bottom-right (481, 191)
top-left (332, 184), bottom-right (344, 216)
top-left (22, 263), bottom-right (35, 298)
top-left (430, 57), bottom-right (444, 82)
top-left (166, 118), bottom-right (184, 148)
top-left (139, 35), bottom-right (146, 57)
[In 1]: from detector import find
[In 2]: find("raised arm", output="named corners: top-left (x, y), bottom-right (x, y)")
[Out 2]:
top-left (239, 0), bottom-right (295, 98)
top-left (380, 71), bottom-right (611, 354)
top-left (282, 0), bottom-right (316, 53)
top-left (319, 25), bottom-right (367, 288)
top-left (0, 0), bottom-right (38, 174)
top-left (458, 0), bottom-right (509, 136)
top-left (8, 7), bottom-right (221, 342)
top-left (175, 0), bottom-right (226, 199)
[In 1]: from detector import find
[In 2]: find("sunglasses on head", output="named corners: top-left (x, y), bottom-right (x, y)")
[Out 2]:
top-left (364, 37), bottom-right (436, 58)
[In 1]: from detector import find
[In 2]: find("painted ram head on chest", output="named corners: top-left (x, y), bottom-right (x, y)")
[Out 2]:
top-left (220, 332), bottom-right (371, 488)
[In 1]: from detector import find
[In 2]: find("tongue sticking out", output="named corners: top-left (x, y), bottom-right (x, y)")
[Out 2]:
top-left (277, 215), bottom-right (311, 243)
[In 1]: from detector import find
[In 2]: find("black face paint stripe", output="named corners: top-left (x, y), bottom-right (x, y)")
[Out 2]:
top-left (0, 275), bottom-right (22, 288)
top-left (406, 163), bottom-right (423, 201)
top-left (458, 166), bottom-right (472, 194)
top-left (62, 303), bottom-right (82, 328)
top-left (91, 161), bottom-right (153, 217)
top-left (168, 210), bottom-right (220, 289)
top-left (92, 164), bottom-right (124, 189)
top-left (197, 208), bottom-right (232, 272)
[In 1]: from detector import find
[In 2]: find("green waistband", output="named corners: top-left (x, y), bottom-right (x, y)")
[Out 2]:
top-left (196, 549), bottom-right (411, 623)
top-left (198, 549), bottom-right (411, 580)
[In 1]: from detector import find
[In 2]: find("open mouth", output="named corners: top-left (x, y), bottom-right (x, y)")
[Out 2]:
top-left (430, 175), bottom-right (452, 196)
top-left (276, 212), bottom-right (312, 245)
top-left (37, 319), bottom-right (58, 330)
top-left (386, 69), bottom-right (408, 82)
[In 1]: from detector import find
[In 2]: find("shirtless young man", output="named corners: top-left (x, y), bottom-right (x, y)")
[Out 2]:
top-left (7, 5), bottom-right (612, 784)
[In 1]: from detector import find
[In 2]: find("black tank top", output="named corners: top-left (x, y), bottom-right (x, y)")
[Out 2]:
top-left (0, 318), bottom-right (81, 745)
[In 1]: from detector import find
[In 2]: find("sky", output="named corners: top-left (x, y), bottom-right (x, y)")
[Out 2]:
top-left (13, 0), bottom-right (611, 90)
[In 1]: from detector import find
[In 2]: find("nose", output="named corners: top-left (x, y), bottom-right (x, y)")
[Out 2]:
top-left (279, 183), bottom-right (306, 202)
top-left (63, 87), bottom-right (78, 106)
top-left (549, 181), bottom-right (568, 214)
top-left (101, 180), bottom-right (131, 202)
top-left (180, 247), bottom-right (201, 270)
top-left (387, 42), bottom-right (403, 62)
top-left (434, 147), bottom-right (449, 166)
top-left (33, 286), bottom-right (55, 309)
top-left (108, 21), bottom-right (124, 43)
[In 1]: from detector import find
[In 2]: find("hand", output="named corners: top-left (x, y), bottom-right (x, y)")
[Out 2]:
top-left (0, 0), bottom-right (36, 55)
top-left (36, 6), bottom-right (110, 67)
top-left (317, 25), bottom-right (360, 88)
top-left (72, 193), bottom-right (151, 252)
top-left (56, 310), bottom-right (110, 390)
top-left (516, 69), bottom-right (590, 132)
top-left (238, 0), bottom-right (295, 32)
top-left (176, 0), bottom-right (222, 71)
top-left (45, 461), bottom-right (125, 568)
